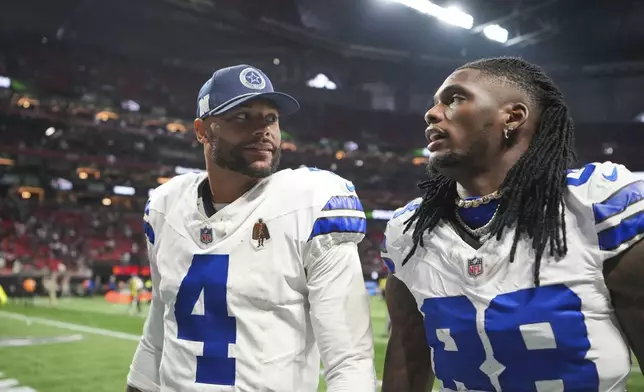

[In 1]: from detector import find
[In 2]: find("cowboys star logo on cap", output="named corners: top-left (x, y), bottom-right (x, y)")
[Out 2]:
top-left (240, 68), bottom-right (266, 90)
top-left (196, 64), bottom-right (299, 118)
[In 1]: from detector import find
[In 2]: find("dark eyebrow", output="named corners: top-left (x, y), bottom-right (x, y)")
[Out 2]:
top-left (433, 84), bottom-right (470, 106)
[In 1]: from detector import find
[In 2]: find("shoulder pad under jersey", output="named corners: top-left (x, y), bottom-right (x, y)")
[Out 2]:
top-left (381, 198), bottom-right (423, 274)
top-left (566, 161), bottom-right (644, 254)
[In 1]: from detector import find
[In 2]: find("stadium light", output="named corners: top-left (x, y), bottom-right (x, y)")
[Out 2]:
top-left (113, 185), bottom-right (136, 196)
top-left (388, 0), bottom-right (474, 30)
top-left (387, 0), bottom-right (513, 42)
top-left (306, 74), bottom-right (337, 90)
top-left (483, 24), bottom-right (508, 43)
top-left (121, 100), bottom-right (140, 112)
top-left (0, 76), bottom-right (10, 89)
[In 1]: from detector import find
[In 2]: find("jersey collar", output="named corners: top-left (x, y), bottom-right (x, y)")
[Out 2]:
top-left (198, 178), bottom-right (217, 218)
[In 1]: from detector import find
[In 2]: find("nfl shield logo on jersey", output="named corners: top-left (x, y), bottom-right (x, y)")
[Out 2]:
top-left (200, 227), bottom-right (213, 244)
top-left (467, 256), bottom-right (483, 277)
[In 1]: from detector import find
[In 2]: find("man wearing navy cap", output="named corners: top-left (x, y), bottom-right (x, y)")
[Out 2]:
top-left (127, 65), bottom-right (376, 392)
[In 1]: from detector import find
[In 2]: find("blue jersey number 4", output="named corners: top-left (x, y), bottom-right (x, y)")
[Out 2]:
top-left (421, 284), bottom-right (599, 391)
top-left (174, 254), bottom-right (236, 386)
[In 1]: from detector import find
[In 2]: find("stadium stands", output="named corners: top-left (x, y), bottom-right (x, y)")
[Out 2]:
top-left (1, 39), bottom-right (644, 296)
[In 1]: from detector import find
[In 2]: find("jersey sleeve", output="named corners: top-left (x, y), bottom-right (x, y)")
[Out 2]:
top-left (303, 169), bottom-right (366, 260)
top-left (381, 198), bottom-right (422, 276)
top-left (300, 170), bottom-right (376, 391)
top-left (127, 200), bottom-right (165, 392)
top-left (567, 161), bottom-right (644, 257)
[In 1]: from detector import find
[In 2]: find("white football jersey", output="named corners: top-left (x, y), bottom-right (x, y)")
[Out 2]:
top-left (382, 162), bottom-right (644, 392)
top-left (128, 167), bottom-right (376, 392)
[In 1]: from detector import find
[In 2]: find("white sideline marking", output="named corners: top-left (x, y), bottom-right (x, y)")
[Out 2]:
top-left (0, 335), bottom-right (84, 348)
top-left (0, 311), bottom-right (140, 341)
top-left (0, 379), bottom-right (19, 388)
top-left (0, 376), bottom-right (37, 391)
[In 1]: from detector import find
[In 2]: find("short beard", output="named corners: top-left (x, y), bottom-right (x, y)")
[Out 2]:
top-left (209, 135), bottom-right (281, 178)
top-left (427, 121), bottom-right (494, 175)
top-left (428, 150), bottom-right (468, 171)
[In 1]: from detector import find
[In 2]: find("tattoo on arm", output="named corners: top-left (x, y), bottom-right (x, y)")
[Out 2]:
top-left (604, 238), bottom-right (644, 375)
top-left (382, 275), bottom-right (434, 392)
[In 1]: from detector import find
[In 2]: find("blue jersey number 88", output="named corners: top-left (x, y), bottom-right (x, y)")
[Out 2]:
top-left (421, 284), bottom-right (599, 391)
top-left (174, 254), bottom-right (236, 386)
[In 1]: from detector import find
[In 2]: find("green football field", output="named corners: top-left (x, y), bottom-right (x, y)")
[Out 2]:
top-left (0, 296), bottom-right (641, 392)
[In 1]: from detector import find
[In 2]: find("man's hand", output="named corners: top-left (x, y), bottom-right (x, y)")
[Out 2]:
top-left (381, 275), bottom-right (434, 392)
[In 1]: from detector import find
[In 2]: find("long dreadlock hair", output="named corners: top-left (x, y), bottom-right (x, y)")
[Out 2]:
top-left (402, 57), bottom-right (578, 286)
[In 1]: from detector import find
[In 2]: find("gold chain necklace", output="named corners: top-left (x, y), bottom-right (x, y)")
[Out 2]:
top-left (455, 190), bottom-right (502, 209)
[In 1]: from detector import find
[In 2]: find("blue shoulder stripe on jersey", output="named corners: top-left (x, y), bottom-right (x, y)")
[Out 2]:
top-left (309, 216), bottom-right (366, 240)
top-left (597, 210), bottom-right (644, 251)
top-left (143, 200), bottom-right (155, 244)
top-left (382, 257), bottom-right (395, 274)
top-left (381, 236), bottom-right (388, 253)
top-left (322, 196), bottom-right (364, 212)
top-left (566, 164), bottom-right (596, 187)
top-left (392, 202), bottom-right (421, 219)
top-left (144, 222), bottom-right (156, 245)
top-left (593, 180), bottom-right (644, 223)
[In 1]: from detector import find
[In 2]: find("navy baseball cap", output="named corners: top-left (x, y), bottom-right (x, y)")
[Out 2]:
top-left (196, 64), bottom-right (300, 119)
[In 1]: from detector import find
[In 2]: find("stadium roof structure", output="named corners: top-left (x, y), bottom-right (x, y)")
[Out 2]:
top-left (2, 0), bottom-right (644, 88)
top-left (3, 0), bottom-right (644, 66)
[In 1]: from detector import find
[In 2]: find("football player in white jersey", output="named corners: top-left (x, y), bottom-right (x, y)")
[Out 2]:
top-left (126, 64), bottom-right (376, 392)
top-left (381, 57), bottom-right (644, 391)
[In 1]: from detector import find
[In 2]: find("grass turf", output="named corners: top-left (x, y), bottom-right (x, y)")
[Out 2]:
top-left (0, 297), bottom-right (641, 391)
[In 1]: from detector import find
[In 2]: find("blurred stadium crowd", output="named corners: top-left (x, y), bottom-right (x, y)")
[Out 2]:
top-left (1, 38), bottom-right (644, 298)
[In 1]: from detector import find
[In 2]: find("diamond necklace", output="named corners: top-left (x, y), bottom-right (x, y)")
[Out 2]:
top-left (452, 204), bottom-right (500, 241)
